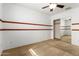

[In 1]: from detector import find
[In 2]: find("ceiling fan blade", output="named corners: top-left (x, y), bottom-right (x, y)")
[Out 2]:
top-left (50, 9), bottom-right (53, 12)
top-left (57, 4), bottom-right (64, 8)
top-left (42, 5), bottom-right (49, 9)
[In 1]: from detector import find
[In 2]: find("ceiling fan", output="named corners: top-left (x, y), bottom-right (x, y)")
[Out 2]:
top-left (41, 3), bottom-right (64, 12)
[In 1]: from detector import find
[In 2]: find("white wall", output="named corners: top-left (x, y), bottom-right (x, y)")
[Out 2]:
top-left (51, 7), bottom-right (79, 46)
top-left (2, 3), bottom-right (51, 50)
top-left (0, 3), bottom-right (2, 55)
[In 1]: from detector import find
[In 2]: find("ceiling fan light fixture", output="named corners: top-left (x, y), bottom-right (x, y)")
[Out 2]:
top-left (49, 3), bottom-right (57, 9)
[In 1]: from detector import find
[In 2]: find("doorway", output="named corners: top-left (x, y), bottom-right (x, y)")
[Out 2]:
top-left (53, 18), bottom-right (71, 43)
top-left (60, 19), bottom-right (71, 43)
top-left (53, 19), bottom-right (60, 40)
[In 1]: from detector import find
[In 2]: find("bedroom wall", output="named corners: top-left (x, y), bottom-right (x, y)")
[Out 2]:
top-left (2, 3), bottom-right (51, 50)
top-left (51, 7), bottom-right (79, 46)
top-left (0, 3), bottom-right (2, 55)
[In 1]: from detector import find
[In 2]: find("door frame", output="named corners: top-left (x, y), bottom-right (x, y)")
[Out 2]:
top-left (53, 19), bottom-right (60, 40)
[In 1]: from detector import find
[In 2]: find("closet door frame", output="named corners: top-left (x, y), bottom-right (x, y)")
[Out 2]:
top-left (53, 19), bottom-right (60, 40)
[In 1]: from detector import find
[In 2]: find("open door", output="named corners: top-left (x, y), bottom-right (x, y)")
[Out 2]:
top-left (53, 19), bottom-right (60, 40)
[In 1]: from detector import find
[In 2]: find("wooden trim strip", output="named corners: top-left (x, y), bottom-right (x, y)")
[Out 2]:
top-left (0, 29), bottom-right (52, 31)
top-left (61, 26), bottom-right (71, 27)
top-left (0, 19), bottom-right (52, 27)
top-left (60, 29), bottom-right (71, 30)
top-left (72, 23), bottom-right (79, 25)
top-left (72, 29), bottom-right (79, 31)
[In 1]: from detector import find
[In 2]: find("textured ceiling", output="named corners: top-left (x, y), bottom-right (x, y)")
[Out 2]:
top-left (18, 3), bottom-right (79, 15)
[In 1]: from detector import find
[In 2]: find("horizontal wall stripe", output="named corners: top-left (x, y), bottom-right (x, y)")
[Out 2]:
top-left (0, 29), bottom-right (52, 31)
top-left (72, 29), bottom-right (79, 31)
top-left (72, 23), bottom-right (79, 25)
top-left (60, 29), bottom-right (71, 30)
top-left (0, 19), bottom-right (52, 27)
top-left (61, 26), bottom-right (71, 27)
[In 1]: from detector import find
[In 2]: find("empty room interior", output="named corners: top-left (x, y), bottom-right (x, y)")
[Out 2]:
top-left (0, 3), bottom-right (79, 56)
